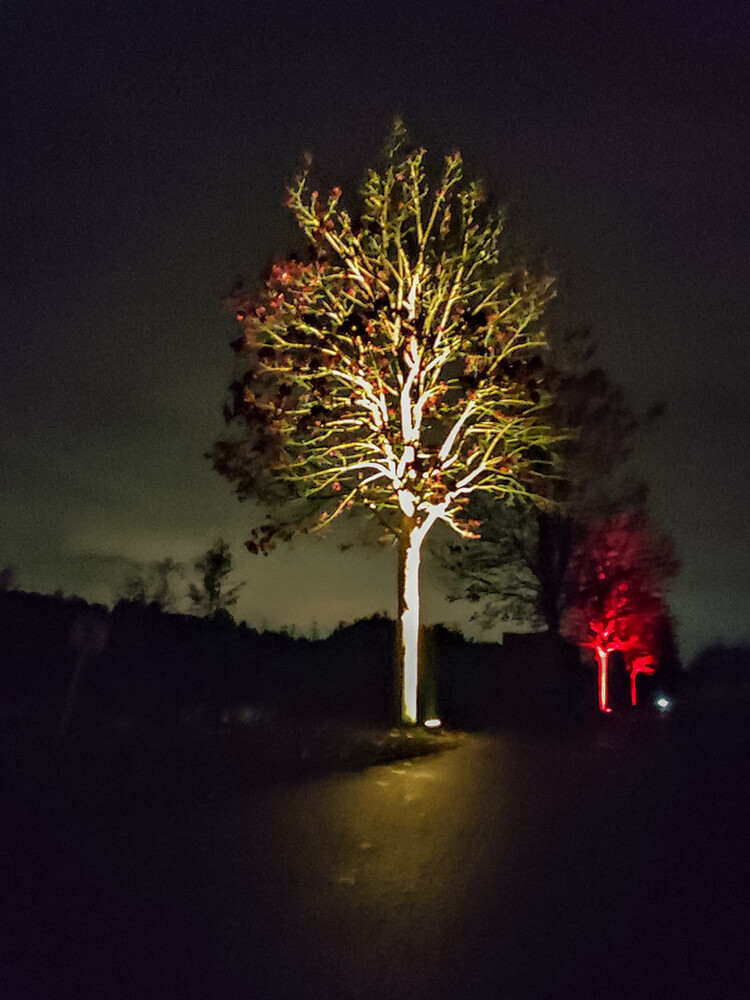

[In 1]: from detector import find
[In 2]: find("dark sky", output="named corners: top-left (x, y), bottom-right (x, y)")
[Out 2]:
top-left (2, 0), bottom-right (749, 658)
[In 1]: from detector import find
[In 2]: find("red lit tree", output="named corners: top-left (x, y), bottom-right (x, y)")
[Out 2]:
top-left (211, 122), bottom-right (563, 723)
top-left (560, 510), bottom-right (677, 712)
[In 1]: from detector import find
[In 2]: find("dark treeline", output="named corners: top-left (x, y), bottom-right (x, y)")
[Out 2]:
top-left (687, 642), bottom-right (750, 691)
top-left (0, 591), bottom-right (301, 728)
top-left (0, 590), bottom-right (724, 733)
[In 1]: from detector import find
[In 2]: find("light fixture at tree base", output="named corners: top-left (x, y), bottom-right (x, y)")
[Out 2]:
top-left (424, 718), bottom-right (442, 733)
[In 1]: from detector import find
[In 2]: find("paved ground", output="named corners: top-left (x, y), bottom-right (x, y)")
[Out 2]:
top-left (3, 702), bottom-right (749, 998)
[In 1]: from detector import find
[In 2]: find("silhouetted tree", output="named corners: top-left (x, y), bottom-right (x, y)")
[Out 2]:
top-left (120, 573), bottom-right (148, 604)
top-left (189, 539), bottom-right (244, 619)
top-left (151, 558), bottom-right (183, 611)
top-left (211, 121), bottom-right (563, 723)
top-left (445, 328), bottom-right (659, 632)
top-left (119, 557), bottom-right (185, 611)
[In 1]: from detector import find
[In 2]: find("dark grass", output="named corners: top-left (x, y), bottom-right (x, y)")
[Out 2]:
top-left (1, 713), bottom-right (463, 817)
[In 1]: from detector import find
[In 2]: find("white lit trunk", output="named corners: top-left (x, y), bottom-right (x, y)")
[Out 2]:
top-left (595, 646), bottom-right (612, 714)
top-left (397, 513), bottom-right (429, 724)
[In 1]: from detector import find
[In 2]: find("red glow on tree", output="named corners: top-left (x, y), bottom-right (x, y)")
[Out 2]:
top-left (627, 652), bottom-right (656, 706)
top-left (560, 510), bottom-right (677, 712)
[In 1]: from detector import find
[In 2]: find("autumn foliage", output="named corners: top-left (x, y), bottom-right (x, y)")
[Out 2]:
top-left (211, 122), bottom-right (564, 722)
top-left (214, 127), bottom-right (559, 545)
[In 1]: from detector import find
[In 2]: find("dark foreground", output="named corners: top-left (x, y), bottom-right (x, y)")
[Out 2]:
top-left (2, 699), bottom-right (749, 999)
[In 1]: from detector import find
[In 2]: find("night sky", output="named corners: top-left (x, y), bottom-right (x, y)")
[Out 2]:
top-left (2, 0), bottom-right (749, 659)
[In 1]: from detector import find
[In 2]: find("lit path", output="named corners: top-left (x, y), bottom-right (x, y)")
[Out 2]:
top-left (213, 731), bottom-right (634, 999)
top-left (3, 709), bottom-right (750, 998)
top-left (211, 719), bottom-right (749, 999)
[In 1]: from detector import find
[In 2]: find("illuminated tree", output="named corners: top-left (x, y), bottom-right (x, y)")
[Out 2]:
top-left (560, 510), bottom-right (677, 712)
top-left (212, 123), bottom-right (562, 723)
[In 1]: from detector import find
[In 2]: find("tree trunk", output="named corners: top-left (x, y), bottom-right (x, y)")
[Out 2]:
top-left (595, 646), bottom-right (612, 713)
top-left (536, 509), bottom-right (574, 634)
top-left (396, 513), bottom-right (429, 725)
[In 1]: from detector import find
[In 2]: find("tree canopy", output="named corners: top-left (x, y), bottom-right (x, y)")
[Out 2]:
top-left (560, 508), bottom-right (678, 710)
